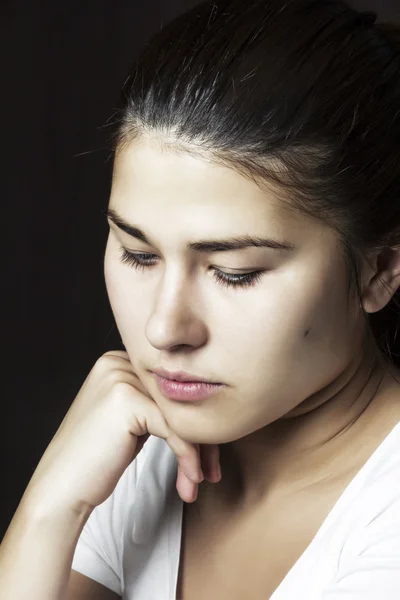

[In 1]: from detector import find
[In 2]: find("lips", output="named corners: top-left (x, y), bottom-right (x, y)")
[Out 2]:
top-left (155, 374), bottom-right (224, 401)
top-left (152, 368), bottom-right (220, 384)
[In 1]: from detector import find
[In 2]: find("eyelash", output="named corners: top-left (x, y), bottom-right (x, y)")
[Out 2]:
top-left (117, 247), bottom-right (264, 289)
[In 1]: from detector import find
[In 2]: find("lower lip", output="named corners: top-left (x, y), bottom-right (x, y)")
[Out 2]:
top-left (155, 375), bottom-right (224, 401)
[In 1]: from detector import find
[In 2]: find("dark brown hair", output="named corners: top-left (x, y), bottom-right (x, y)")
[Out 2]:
top-left (115, 0), bottom-right (400, 369)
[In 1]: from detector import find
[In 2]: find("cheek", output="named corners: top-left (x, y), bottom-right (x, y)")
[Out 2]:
top-left (301, 270), bottom-right (358, 351)
top-left (279, 278), bottom-right (358, 400)
top-left (236, 272), bottom-right (354, 392)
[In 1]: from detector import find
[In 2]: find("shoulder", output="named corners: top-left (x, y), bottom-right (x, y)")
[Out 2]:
top-left (340, 422), bottom-right (400, 560)
top-left (71, 436), bottom-right (180, 596)
top-left (71, 435), bottom-right (179, 572)
top-left (322, 424), bottom-right (400, 596)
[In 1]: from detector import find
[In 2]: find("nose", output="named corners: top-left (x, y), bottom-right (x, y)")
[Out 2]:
top-left (144, 270), bottom-right (208, 351)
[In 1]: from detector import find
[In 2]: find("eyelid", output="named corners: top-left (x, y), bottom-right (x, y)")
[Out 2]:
top-left (120, 249), bottom-right (260, 273)
top-left (116, 246), bottom-right (265, 290)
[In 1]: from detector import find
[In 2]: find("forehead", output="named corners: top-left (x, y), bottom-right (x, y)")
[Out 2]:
top-left (110, 138), bottom-right (325, 245)
top-left (114, 138), bottom-right (285, 213)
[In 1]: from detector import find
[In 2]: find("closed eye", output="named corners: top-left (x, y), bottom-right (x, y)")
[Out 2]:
top-left (117, 247), bottom-right (264, 289)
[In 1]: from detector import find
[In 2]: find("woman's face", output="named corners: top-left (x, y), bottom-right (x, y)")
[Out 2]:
top-left (104, 137), bottom-right (365, 445)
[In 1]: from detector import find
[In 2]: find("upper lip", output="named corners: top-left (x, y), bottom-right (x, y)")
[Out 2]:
top-left (152, 368), bottom-right (221, 384)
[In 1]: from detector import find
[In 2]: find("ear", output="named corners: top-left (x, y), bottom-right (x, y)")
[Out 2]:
top-left (361, 246), bottom-right (400, 314)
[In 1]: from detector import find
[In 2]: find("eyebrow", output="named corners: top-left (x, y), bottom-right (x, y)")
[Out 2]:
top-left (106, 208), bottom-right (296, 253)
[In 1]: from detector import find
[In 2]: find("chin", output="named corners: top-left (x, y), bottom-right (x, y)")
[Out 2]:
top-left (172, 424), bottom-right (243, 446)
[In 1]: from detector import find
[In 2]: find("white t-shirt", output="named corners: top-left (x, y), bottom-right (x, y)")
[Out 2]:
top-left (72, 421), bottom-right (400, 599)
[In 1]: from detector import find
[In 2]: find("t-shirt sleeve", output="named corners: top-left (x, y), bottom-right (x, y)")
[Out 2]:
top-left (71, 442), bottom-right (148, 596)
top-left (323, 492), bottom-right (400, 598)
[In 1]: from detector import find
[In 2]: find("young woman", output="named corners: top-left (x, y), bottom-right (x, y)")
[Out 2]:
top-left (1, 0), bottom-right (400, 598)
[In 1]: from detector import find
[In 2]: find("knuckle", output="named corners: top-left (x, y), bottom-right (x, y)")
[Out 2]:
top-left (93, 353), bottom-right (115, 373)
top-left (109, 380), bottom-right (135, 404)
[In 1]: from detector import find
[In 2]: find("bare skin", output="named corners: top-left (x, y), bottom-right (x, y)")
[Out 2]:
top-left (104, 134), bottom-right (400, 597)
top-left (176, 364), bottom-right (400, 598)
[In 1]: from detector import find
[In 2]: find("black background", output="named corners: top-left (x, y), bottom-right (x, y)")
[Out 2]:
top-left (2, 0), bottom-right (399, 540)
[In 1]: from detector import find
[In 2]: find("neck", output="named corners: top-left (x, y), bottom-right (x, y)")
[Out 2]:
top-left (215, 354), bottom-right (400, 510)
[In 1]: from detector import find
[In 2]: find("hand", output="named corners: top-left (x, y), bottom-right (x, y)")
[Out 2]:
top-left (24, 351), bottom-right (221, 515)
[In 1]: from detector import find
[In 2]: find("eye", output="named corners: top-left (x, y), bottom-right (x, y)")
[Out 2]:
top-left (117, 247), bottom-right (264, 289)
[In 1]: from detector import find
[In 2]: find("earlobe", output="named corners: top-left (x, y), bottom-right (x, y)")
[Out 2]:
top-left (361, 247), bottom-right (400, 314)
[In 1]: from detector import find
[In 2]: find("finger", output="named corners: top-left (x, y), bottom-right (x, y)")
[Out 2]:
top-left (200, 443), bottom-right (221, 483)
top-left (102, 351), bottom-right (139, 374)
top-left (166, 432), bottom-right (204, 484)
top-left (176, 465), bottom-right (198, 503)
top-left (102, 350), bottom-right (132, 361)
top-left (126, 392), bottom-right (204, 485)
